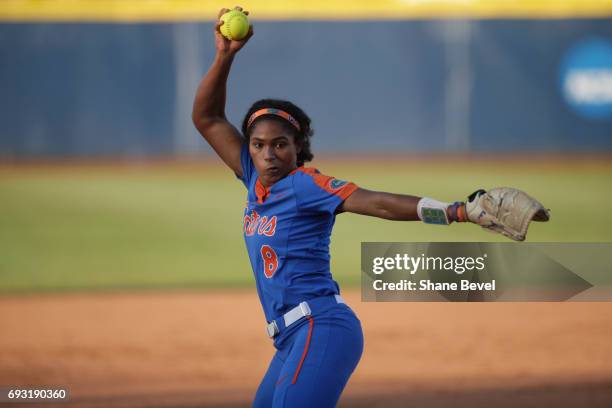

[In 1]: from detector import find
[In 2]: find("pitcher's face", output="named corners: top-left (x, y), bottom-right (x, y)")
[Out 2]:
top-left (249, 120), bottom-right (301, 187)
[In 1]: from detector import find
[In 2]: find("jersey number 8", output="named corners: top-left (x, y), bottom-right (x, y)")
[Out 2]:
top-left (261, 245), bottom-right (279, 278)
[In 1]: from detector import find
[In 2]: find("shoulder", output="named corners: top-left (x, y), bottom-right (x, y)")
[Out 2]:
top-left (291, 167), bottom-right (356, 199)
top-left (238, 142), bottom-right (258, 189)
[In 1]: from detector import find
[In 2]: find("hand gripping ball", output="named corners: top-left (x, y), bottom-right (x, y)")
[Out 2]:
top-left (220, 10), bottom-right (250, 41)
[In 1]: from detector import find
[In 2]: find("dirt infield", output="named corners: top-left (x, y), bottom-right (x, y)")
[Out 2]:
top-left (1, 290), bottom-right (612, 407)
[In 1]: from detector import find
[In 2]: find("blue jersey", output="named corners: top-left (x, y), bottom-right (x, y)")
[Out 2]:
top-left (238, 144), bottom-right (358, 322)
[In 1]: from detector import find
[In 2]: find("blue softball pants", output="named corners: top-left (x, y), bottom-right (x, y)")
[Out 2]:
top-left (252, 303), bottom-right (364, 408)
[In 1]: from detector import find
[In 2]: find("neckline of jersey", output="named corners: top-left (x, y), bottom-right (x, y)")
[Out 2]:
top-left (255, 166), bottom-right (306, 204)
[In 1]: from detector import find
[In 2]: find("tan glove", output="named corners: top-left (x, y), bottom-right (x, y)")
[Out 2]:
top-left (465, 188), bottom-right (550, 241)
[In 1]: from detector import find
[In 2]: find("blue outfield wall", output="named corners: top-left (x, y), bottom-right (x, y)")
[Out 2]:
top-left (0, 19), bottom-right (611, 156)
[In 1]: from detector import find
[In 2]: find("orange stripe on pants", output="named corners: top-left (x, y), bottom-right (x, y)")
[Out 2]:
top-left (291, 315), bottom-right (314, 384)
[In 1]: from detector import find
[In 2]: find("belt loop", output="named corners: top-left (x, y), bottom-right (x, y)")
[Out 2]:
top-left (266, 320), bottom-right (279, 339)
top-left (299, 301), bottom-right (311, 317)
top-left (268, 295), bottom-right (345, 340)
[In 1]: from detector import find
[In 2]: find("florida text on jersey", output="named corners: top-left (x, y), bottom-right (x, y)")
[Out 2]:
top-left (237, 144), bottom-right (358, 322)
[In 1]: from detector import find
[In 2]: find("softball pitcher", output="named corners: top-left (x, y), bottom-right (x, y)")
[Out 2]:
top-left (192, 7), bottom-right (549, 407)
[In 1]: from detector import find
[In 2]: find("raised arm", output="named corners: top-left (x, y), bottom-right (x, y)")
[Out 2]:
top-left (192, 7), bottom-right (253, 177)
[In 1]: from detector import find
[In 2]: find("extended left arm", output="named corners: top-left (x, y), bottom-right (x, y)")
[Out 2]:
top-left (338, 187), bottom-right (550, 242)
top-left (337, 188), bottom-right (462, 222)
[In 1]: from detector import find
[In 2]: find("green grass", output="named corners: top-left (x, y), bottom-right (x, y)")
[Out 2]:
top-left (1, 159), bottom-right (611, 292)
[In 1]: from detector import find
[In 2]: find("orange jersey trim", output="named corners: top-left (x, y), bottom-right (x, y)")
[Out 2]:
top-left (255, 168), bottom-right (357, 204)
top-left (255, 178), bottom-right (272, 204)
top-left (292, 167), bottom-right (358, 200)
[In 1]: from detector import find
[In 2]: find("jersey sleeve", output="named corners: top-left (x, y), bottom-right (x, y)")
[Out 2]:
top-left (236, 142), bottom-right (256, 188)
top-left (293, 168), bottom-right (358, 214)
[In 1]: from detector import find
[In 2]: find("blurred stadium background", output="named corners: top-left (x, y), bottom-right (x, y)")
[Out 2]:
top-left (2, 2), bottom-right (612, 408)
top-left (1, 0), bottom-right (611, 293)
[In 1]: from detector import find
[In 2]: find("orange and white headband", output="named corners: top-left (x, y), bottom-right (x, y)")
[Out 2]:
top-left (246, 108), bottom-right (301, 132)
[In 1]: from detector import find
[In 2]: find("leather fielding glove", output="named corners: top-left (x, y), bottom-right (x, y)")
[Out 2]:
top-left (465, 187), bottom-right (550, 242)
